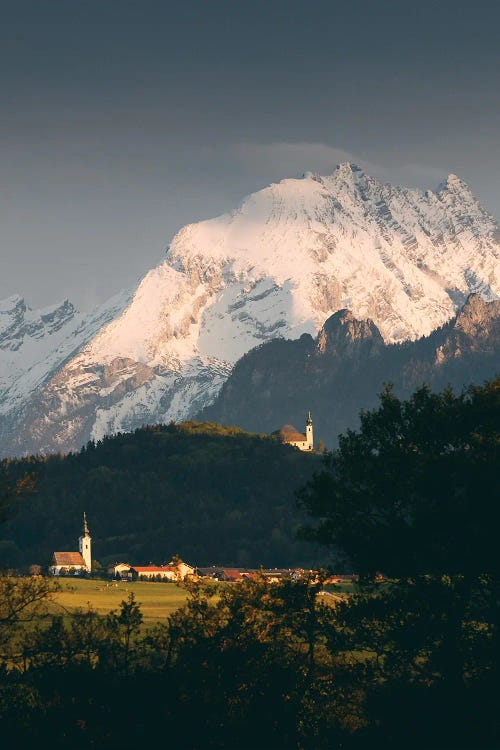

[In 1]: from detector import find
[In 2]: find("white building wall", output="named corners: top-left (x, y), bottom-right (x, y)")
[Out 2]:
top-left (50, 565), bottom-right (87, 576)
top-left (79, 535), bottom-right (92, 571)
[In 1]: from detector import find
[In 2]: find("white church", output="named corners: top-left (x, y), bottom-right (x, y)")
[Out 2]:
top-left (49, 513), bottom-right (92, 576)
top-left (276, 412), bottom-right (314, 451)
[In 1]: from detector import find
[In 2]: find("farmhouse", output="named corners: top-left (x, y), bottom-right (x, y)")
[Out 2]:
top-left (132, 565), bottom-right (177, 581)
top-left (130, 560), bottom-right (195, 581)
top-left (107, 562), bottom-right (134, 580)
top-left (196, 567), bottom-right (304, 583)
top-left (274, 412), bottom-right (314, 451)
top-left (49, 514), bottom-right (92, 576)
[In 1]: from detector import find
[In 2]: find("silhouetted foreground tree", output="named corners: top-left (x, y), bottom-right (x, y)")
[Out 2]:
top-left (298, 377), bottom-right (500, 748)
top-left (0, 570), bottom-right (498, 748)
top-left (0, 576), bottom-right (359, 749)
top-left (0, 575), bottom-right (60, 652)
top-left (298, 377), bottom-right (499, 578)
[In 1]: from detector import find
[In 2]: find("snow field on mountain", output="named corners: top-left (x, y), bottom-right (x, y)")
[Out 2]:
top-left (0, 291), bottom-right (131, 414)
top-left (1, 162), bottom-right (499, 454)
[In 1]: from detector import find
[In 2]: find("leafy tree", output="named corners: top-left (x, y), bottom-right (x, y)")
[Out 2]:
top-left (166, 576), bottom-right (348, 749)
top-left (299, 378), bottom-right (499, 578)
top-left (298, 378), bottom-right (500, 748)
top-left (0, 468), bottom-right (36, 528)
top-left (90, 559), bottom-right (103, 576)
top-left (0, 574), bottom-right (60, 653)
top-left (104, 593), bottom-right (143, 676)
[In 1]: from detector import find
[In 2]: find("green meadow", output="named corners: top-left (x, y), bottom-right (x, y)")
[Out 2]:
top-left (48, 579), bottom-right (189, 625)
top-left (47, 579), bottom-right (348, 626)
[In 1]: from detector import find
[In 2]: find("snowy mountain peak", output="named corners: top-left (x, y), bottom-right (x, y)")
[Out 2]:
top-left (0, 294), bottom-right (24, 313)
top-left (434, 173), bottom-right (489, 217)
top-left (0, 295), bottom-right (77, 351)
top-left (333, 161), bottom-right (365, 176)
top-left (437, 173), bottom-right (470, 192)
top-left (1, 166), bottom-right (499, 457)
top-left (329, 162), bottom-right (368, 190)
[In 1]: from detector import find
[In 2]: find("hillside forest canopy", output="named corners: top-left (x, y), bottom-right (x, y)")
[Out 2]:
top-left (0, 422), bottom-right (323, 571)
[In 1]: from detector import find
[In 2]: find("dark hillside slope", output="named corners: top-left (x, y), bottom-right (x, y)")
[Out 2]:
top-left (0, 423), bottom-right (321, 570)
top-left (201, 295), bottom-right (500, 446)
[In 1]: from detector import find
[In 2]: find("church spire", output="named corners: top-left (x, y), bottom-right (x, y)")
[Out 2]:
top-left (79, 513), bottom-right (92, 572)
top-left (305, 411), bottom-right (314, 450)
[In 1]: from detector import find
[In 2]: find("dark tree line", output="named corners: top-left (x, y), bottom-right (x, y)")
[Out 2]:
top-left (0, 422), bottom-right (321, 570)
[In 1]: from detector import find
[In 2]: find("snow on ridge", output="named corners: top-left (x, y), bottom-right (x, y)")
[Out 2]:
top-left (0, 294), bottom-right (25, 313)
top-left (164, 163), bottom-right (498, 343)
top-left (1, 162), bottom-right (499, 455)
top-left (0, 287), bottom-right (132, 415)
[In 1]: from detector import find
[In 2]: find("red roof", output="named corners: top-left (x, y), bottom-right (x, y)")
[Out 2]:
top-left (278, 424), bottom-right (307, 442)
top-left (132, 566), bottom-right (176, 573)
top-left (221, 569), bottom-right (244, 581)
top-left (52, 551), bottom-right (86, 567)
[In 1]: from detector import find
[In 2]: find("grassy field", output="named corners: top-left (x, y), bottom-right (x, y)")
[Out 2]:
top-left (44, 579), bottom-right (354, 625)
top-left (49, 579), bottom-right (189, 625)
top-left (323, 582), bottom-right (358, 595)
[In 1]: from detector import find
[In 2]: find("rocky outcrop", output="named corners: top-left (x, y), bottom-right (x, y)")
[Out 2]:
top-left (201, 296), bottom-right (500, 446)
top-left (435, 295), bottom-right (500, 364)
top-left (316, 310), bottom-right (384, 358)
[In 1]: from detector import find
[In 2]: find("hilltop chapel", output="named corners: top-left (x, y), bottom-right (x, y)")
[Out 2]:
top-left (275, 412), bottom-right (314, 451)
top-left (49, 513), bottom-right (92, 576)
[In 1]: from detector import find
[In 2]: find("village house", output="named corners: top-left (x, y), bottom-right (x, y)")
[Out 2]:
top-left (131, 560), bottom-right (195, 581)
top-left (106, 559), bottom-right (195, 581)
top-left (131, 565), bottom-right (177, 581)
top-left (49, 514), bottom-right (92, 576)
top-left (107, 562), bottom-right (134, 580)
top-left (174, 560), bottom-right (196, 579)
top-left (260, 568), bottom-right (301, 583)
top-left (196, 567), bottom-right (304, 583)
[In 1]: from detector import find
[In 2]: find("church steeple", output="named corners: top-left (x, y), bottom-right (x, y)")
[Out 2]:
top-left (305, 411), bottom-right (313, 450)
top-left (79, 513), bottom-right (92, 572)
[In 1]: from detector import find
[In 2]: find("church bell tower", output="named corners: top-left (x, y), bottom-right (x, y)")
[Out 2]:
top-left (306, 411), bottom-right (313, 450)
top-left (78, 512), bottom-right (92, 572)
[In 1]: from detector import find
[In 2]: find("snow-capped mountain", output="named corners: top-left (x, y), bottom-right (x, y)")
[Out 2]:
top-left (1, 162), bottom-right (499, 456)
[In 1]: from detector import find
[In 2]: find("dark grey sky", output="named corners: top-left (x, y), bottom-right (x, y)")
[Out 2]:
top-left (1, 0), bottom-right (499, 310)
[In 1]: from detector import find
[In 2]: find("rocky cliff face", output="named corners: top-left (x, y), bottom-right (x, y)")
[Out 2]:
top-left (201, 295), bottom-right (500, 445)
top-left (1, 163), bottom-right (499, 456)
top-left (316, 309), bottom-right (384, 358)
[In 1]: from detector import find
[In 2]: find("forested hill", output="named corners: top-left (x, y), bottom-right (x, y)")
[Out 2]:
top-left (0, 422), bottom-right (322, 570)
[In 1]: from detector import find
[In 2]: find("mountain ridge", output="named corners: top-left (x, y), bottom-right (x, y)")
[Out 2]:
top-left (0, 163), bottom-right (499, 456)
top-left (200, 294), bottom-right (500, 445)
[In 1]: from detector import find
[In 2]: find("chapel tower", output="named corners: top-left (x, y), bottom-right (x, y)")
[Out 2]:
top-left (306, 411), bottom-right (314, 450)
top-left (78, 512), bottom-right (92, 572)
